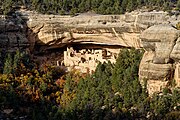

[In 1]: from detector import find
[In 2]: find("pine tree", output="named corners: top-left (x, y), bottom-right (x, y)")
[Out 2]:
top-left (177, 0), bottom-right (180, 10)
top-left (13, 50), bottom-right (20, 69)
top-left (3, 53), bottom-right (13, 74)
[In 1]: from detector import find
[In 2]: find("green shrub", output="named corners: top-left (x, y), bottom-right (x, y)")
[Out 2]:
top-left (165, 111), bottom-right (180, 120)
top-left (176, 22), bottom-right (180, 30)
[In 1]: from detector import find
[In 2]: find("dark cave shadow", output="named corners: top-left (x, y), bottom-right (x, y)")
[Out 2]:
top-left (17, 11), bottom-right (68, 72)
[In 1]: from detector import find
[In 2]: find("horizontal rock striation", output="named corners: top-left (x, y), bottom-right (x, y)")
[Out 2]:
top-left (139, 24), bottom-right (180, 95)
top-left (0, 15), bottom-right (29, 52)
top-left (1, 10), bottom-right (180, 95)
top-left (19, 10), bottom-right (180, 52)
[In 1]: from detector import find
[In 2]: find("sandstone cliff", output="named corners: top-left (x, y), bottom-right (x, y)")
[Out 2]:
top-left (139, 24), bottom-right (180, 95)
top-left (2, 10), bottom-right (180, 52)
top-left (22, 10), bottom-right (179, 52)
top-left (1, 10), bottom-right (180, 95)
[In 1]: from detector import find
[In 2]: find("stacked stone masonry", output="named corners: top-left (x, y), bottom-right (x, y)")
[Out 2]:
top-left (63, 47), bottom-right (119, 73)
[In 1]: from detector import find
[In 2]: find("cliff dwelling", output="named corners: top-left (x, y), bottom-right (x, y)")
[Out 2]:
top-left (62, 44), bottom-right (121, 73)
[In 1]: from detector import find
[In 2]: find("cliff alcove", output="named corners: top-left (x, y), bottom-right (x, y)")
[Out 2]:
top-left (1, 9), bottom-right (180, 95)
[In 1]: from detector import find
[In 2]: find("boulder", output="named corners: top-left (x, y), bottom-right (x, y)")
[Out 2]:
top-left (140, 24), bottom-right (179, 64)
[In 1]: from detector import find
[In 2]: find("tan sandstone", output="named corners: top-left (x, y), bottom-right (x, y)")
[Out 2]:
top-left (140, 24), bottom-right (180, 95)
top-left (2, 10), bottom-right (180, 95)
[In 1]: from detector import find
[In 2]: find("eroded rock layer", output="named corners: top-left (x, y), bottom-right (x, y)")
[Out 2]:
top-left (0, 15), bottom-right (29, 52)
top-left (139, 24), bottom-right (180, 95)
top-left (21, 10), bottom-right (180, 52)
top-left (1, 10), bottom-right (180, 95)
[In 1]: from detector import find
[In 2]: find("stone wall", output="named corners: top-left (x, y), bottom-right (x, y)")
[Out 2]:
top-left (63, 47), bottom-right (120, 73)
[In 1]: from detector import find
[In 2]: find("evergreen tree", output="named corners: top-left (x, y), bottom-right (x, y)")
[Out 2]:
top-left (177, 0), bottom-right (180, 10)
top-left (111, 48), bottom-right (146, 107)
top-left (0, 0), bottom-right (179, 15)
top-left (3, 53), bottom-right (13, 74)
top-left (13, 50), bottom-right (21, 73)
top-left (126, 0), bottom-right (134, 12)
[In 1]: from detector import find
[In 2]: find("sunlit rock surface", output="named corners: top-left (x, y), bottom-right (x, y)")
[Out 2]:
top-left (1, 10), bottom-right (180, 95)
top-left (139, 25), bottom-right (180, 95)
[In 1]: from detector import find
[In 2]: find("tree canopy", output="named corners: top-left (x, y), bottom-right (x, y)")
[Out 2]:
top-left (0, 0), bottom-right (179, 15)
top-left (0, 48), bottom-right (180, 119)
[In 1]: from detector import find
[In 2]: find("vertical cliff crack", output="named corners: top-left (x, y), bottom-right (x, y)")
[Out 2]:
top-left (169, 36), bottom-right (179, 61)
top-left (112, 28), bottom-right (130, 47)
top-left (54, 30), bottom-right (58, 41)
top-left (35, 23), bottom-right (44, 34)
top-left (16, 34), bottom-right (20, 49)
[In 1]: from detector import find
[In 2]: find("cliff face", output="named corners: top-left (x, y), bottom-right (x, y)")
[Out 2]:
top-left (3, 10), bottom-right (179, 52)
top-left (23, 10), bottom-right (177, 52)
top-left (139, 25), bottom-right (180, 95)
top-left (1, 10), bottom-right (180, 95)
top-left (0, 15), bottom-right (29, 52)
top-left (24, 10), bottom-right (180, 94)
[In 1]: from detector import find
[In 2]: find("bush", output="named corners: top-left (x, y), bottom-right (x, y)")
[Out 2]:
top-left (165, 111), bottom-right (180, 120)
top-left (176, 22), bottom-right (180, 30)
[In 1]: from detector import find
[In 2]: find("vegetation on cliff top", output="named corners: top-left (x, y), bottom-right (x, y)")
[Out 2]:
top-left (0, 48), bottom-right (180, 119)
top-left (0, 0), bottom-right (180, 15)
